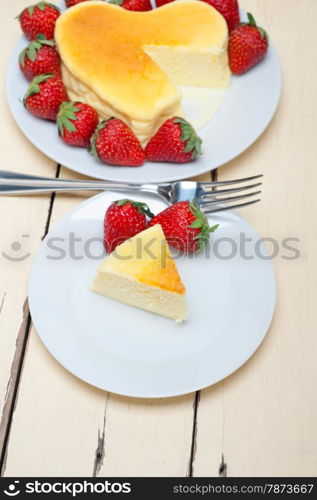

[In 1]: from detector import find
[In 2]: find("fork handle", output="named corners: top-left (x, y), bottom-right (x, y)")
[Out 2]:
top-left (0, 171), bottom-right (159, 195)
top-left (0, 184), bottom-right (118, 195)
top-left (0, 170), bottom-right (58, 181)
top-left (0, 182), bottom-right (155, 195)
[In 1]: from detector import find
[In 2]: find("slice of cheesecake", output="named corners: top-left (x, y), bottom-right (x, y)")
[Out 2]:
top-left (91, 224), bottom-right (188, 322)
top-left (55, 1), bottom-right (230, 144)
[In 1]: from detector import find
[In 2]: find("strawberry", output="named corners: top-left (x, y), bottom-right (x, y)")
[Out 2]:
top-left (229, 13), bottom-right (269, 75)
top-left (89, 118), bottom-right (145, 167)
top-left (109, 0), bottom-right (152, 12)
top-left (145, 117), bottom-right (202, 163)
top-left (19, 34), bottom-right (60, 81)
top-left (65, 0), bottom-right (90, 7)
top-left (156, 0), bottom-right (175, 6)
top-left (149, 201), bottom-right (219, 253)
top-left (57, 102), bottom-right (99, 147)
top-left (104, 199), bottom-right (154, 253)
top-left (23, 73), bottom-right (68, 121)
top-left (17, 2), bottom-right (60, 41)
top-left (201, 0), bottom-right (240, 32)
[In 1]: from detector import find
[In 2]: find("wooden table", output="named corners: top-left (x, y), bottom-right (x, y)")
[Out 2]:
top-left (1, 0), bottom-right (316, 477)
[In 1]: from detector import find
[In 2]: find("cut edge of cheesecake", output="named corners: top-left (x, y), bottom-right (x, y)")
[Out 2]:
top-left (61, 62), bottom-right (183, 145)
top-left (90, 224), bottom-right (188, 322)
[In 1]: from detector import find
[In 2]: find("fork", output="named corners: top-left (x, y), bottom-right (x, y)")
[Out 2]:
top-left (0, 170), bottom-right (262, 213)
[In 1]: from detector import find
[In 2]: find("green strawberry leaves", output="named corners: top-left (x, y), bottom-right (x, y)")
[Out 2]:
top-left (17, 2), bottom-right (59, 20)
top-left (189, 200), bottom-right (219, 250)
top-left (247, 12), bottom-right (268, 41)
top-left (57, 101), bottom-right (80, 136)
top-left (116, 199), bottom-right (154, 218)
top-left (19, 34), bottom-right (55, 66)
top-left (246, 12), bottom-right (257, 26)
top-left (240, 12), bottom-right (269, 43)
top-left (194, 223), bottom-right (219, 250)
top-left (189, 201), bottom-right (207, 227)
top-left (23, 72), bottom-right (54, 103)
top-left (174, 118), bottom-right (202, 159)
top-left (109, 0), bottom-right (124, 5)
top-left (28, 2), bottom-right (60, 16)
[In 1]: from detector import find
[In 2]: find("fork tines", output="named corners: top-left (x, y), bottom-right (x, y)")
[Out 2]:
top-left (200, 174), bottom-right (263, 213)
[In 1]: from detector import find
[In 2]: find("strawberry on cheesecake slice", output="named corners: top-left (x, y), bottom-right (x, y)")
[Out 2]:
top-left (91, 224), bottom-right (188, 322)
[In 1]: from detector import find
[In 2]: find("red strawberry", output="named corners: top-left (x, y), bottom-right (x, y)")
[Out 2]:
top-left (57, 102), bottom-right (99, 147)
top-left (145, 117), bottom-right (202, 163)
top-left (104, 199), bottom-right (154, 253)
top-left (229, 13), bottom-right (269, 75)
top-left (17, 2), bottom-right (60, 41)
top-left (65, 0), bottom-right (90, 7)
top-left (19, 34), bottom-right (60, 81)
top-left (109, 0), bottom-right (152, 12)
top-left (156, 0), bottom-right (175, 6)
top-left (201, 0), bottom-right (240, 32)
top-left (90, 118), bottom-right (145, 167)
top-left (149, 201), bottom-right (219, 253)
top-left (23, 73), bottom-right (68, 121)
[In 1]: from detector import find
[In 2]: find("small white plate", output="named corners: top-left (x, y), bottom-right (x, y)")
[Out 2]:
top-left (7, 5), bottom-right (281, 183)
top-left (28, 192), bottom-right (276, 398)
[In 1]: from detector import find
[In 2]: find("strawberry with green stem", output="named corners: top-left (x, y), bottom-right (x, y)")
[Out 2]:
top-left (229, 13), bottom-right (269, 75)
top-left (104, 199), bottom-right (154, 253)
top-left (90, 118), bottom-right (145, 167)
top-left (149, 200), bottom-right (219, 253)
top-left (17, 2), bottom-right (60, 41)
top-left (23, 73), bottom-right (68, 121)
top-left (57, 102), bottom-right (99, 147)
top-left (19, 34), bottom-right (60, 81)
top-left (145, 117), bottom-right (202, 163)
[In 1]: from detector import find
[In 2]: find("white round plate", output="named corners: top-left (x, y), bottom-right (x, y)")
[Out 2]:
top-left (7, 5), bottom-right (281, 183)
top-left (28, 192), bottom-right (276, 398)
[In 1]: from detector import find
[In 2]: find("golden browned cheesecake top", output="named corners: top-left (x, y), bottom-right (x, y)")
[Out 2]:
top-left (55, 1), bottom-right (228, 120)
top-left (99, 225), bottom-right (186, 294)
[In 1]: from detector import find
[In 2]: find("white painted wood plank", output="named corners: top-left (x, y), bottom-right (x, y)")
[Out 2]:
top-left (5, 0), bottom-right (316, 478)
top-left (0, 0), bottom-right (58, 452)
top-left (3, 167), bottom-right (212, 476)
top-left (4, 331), bottom-right (108, 477)
top-left (193, 0), bottom-right (317, 477)
top-left (98, 393), bottom-right (195, 477)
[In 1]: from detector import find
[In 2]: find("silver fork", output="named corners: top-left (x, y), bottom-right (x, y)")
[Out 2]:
top-left (0, 170), bottom-right (262, 213)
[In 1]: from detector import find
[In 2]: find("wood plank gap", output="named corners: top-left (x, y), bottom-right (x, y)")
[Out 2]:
top-left (0, 163), bottom-right (61, 476)
top-left (187, 390), bottom-right (200, 477)
top-left (0, 292), bottom-right (6, 316)
top-left (0, 299), bottom-right (31, 476)
top-left (93, 399), bottom-right (108, 477)
top-left (218, 372), bottom-right (227, 476)
top-left (41, 164), bottom-right (61, 240)
top-left (211, 168), bottom-right (218, 183)
top-left (218, 453), bottom-right (227, 477)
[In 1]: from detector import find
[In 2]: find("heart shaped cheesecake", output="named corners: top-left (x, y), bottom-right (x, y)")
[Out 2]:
top-left (55, 1), bottom-right (230, 144)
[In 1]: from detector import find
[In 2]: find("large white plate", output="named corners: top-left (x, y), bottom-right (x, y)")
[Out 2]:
top-left (28, 192), bottom-right (276, 398)
top-left (6, 4), bottom-right (281, 183)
